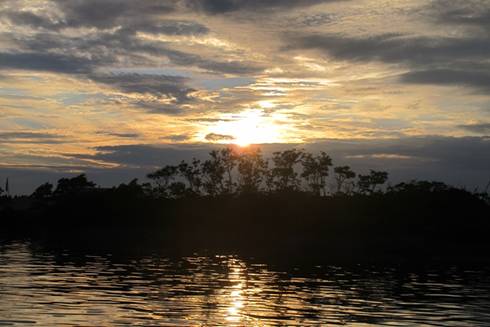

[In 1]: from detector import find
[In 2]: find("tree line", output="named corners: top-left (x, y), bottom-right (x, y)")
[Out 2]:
top-left (15, 147), bottom-right (391, 200)
top-left (4, 147), bottom-right (485, 202)
top-left (145, 147), bottom-right (389, 198)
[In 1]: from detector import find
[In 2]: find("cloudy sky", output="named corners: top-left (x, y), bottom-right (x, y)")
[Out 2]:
top-left (0, 0), bottom-right (489, 193)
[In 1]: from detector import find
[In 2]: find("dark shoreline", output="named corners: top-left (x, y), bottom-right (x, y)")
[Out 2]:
top-left (2, 188), bottom-right (489, 266)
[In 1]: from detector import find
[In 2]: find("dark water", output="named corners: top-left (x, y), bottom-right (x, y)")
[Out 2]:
top-left (1, 242), bottom-right (490, 326)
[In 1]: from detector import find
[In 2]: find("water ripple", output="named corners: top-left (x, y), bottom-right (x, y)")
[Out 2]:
top-left (1, 242), bottom-right (490, 326)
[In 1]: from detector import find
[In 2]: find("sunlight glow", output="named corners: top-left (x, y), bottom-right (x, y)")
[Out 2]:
top-left (258, 100), bottom-right (275, 109)
top-left (204, 109), bottom-right (284, 146)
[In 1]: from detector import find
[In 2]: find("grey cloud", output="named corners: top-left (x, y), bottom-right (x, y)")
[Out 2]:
top-left (0, 93), bottom-right (41, 100)
top-left (97, 131), bottom-right (141, 138)
top-left (441, 10), bottom-right (490, 29)
top-left (205, 133), bottom-right (235, 142)
top-left (0, 132), bottom-right (59, 139)
top-left (283, 0), bottom-right (490, 94)
top-left (1, 2), bottom-right (263, 76)
top-left (90, 74), bottom-right (196, 102)
top-left (0, 0), bottom-right (263, 78)
top-left (429, 0), bottom-right (490, 30)
top-left (196, 60), bottom-right (263, 75)
top-left (305, 136), bottom-right (490, 171)
top-left (125, 21), bottom-right (209, 36)
top-left (458, 123), bottom-right (490, 134)
top-left (88, 73), bottom-right (198, 114)
top-left (288, 33), bottom-right (490, 91)
top-left (85, 137), bottom-right (490, 174)
top-left (295, 13), bottom-right (337, 27)
top-left (2, 11), bottom-right (62, 30)
top-left (2, 28), bottom-right (261, 76)
top-left (161, 134), bottom-right (193, 142)
top-left (289, 34), bottom-right (490, 65)
top-left (183, 0), bottom-right (341, 14)
top-left (152, 45), bottom-right (263, 75)
top-left (0, 132), bottom-right (65, 144)
top-left (132, 101), bottom-right (185, 115)
top-left (400, 69), bottom-right (490, 92)
top-left (53, 0), bottom-right (175, 29)
top-left (0, 52), bottom-right (94, 74)
top-left (3, 9), bottom-right (208, 36)
top-left (78, 144), bottom-right (215, 168)
top-left (303, 136), bottom-right (490, 189)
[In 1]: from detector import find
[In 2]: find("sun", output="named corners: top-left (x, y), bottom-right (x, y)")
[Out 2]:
top-left (203, 109), bottom-right (283, 146)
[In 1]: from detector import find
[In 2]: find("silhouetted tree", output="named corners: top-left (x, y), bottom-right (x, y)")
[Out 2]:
top-left (115, 179), bottom-right (146, 198)
top-left (54, 174), bottom-right (96, 196)
top-left (236, 148), bottom-right (268, 194)
top-left (201, 148), bottom-right (237, 196)
top-left (387, 180), bottom-right (449, 194)
top-left (264, 162), bottom-right (275, 193)
top-left (31, 182), bottom-right (53, 199)
top-left (357, 170), bottom-right (388, 194)
top-left (201, 152), bottom-right (225, 196)
top-left (301, 152), bottom-right (333, 196)
top-left (333, 166), bottom-right (356, 194)
top-left (147, 165), bottom-right (178, 198)
top-left (168, 181), bottom-right (187, 199)
top-left (220, 148), bottom-right (238, 194)
top-left (177, 159), bottom-right (202, 196)
top-left (271, 149), bottom-right (304, 192)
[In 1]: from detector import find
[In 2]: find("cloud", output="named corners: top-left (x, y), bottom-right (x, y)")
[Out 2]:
top-left (126, 21), bottom-right (209, 36)
top-left (0, 52), bottom-right (94, 74)
top-left (80, 136), bottom-right (490, 174)
top-left (400, 69), bottom-right (490, 91)
top-left (90, 74), bottom-right (196, 102)
top-left (428, 0), bottom-right (490, 30)
top-left (131, 100), bottom-right (186, 115)
top-left (301, 137), bottom-right (490, 190)
top-left (76, 144), bottom-right (215, 168)
top-left (183, 0), bottom-right (342, 14)
top-left (295, 13), bottom-right (337, 27)
top-left (160, 134), bottom-right (193, 142)
top-left (0, 132), bottom-right (65, 144)
top-left (1, 29), bottom-right (261, 77)
top-left (204, 133), bottom-right (236, 142)
top-left (288, 34), bottom-right (490, 66)
top-left (3, 10), bottom-right (208, 36)
top-left (52, 0), bottom-right (175, 29)
top-left (0, 132), bottom-right (59, 139)
top-left (2, 11), bottom-right (63, 30)
top-left (1, 3), bottom-right (262, 76)
top-left (86, 73), bottom-right (201, 115)
top-left (287, 31), bottom-right (490, 91)
top-left (281, 0), bottom-right (490, 95)
top-left (458, 123), bottom-right (490, 134)
top-left (97, 131), bottom-right (141, 138)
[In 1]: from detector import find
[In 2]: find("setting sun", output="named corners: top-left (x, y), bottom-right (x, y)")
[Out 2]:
top-left (203, 109), bottom-right (283, 146)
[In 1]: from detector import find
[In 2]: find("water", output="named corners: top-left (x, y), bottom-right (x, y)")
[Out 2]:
top-left (1, 242), bottom-right (490, 326)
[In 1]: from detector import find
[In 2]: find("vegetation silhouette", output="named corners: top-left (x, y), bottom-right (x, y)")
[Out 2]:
top-left (1, 146), bottom-right (489, 264)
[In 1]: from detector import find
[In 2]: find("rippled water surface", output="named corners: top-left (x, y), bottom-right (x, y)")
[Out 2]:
top-left (1, 242), bottom-right (490, 326)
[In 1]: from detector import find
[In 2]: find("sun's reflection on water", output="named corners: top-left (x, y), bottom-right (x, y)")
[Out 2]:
top-left (224, 259), bottom-right (247, 324)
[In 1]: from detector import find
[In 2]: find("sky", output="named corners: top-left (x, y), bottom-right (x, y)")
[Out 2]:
top-left (0, 0), bottom-right (489, 194)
